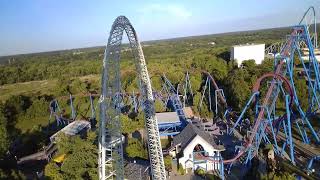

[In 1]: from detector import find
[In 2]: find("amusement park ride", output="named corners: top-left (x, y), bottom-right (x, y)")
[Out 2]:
top-left (98, 16), bottom-right (166, 180)
top-left (96, 6), bottom-right (320, 180)
top-left (42, 6), bottom-right (320, 180)
top-left (48, 93), bottom-right (97, 128)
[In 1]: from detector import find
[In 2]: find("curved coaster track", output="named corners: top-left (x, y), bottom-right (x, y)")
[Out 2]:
top-left (98, 16), bottom-right (166, 180)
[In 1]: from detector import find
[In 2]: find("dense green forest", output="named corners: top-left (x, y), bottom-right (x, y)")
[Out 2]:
top-left (0, 26), bottom-right (293, 84)
top-left (0, 26), bottom-right (315, 179)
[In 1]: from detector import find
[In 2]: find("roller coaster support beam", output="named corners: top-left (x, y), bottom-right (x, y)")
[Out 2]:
top-left (183, 71), bottom-right (193, 107)
top-left (199, 76), bottom-right (209, 110)
top-left (202, 71), bottom-right (227, 108)
top-left (161, 74), bottom-right (187, 124)
top-left (285, 94), bottom-right (295, 164)
top-left (285, 25), bottom-right (320, 143)
top-left (229, 91), bottom-right (259, 135)
top-left (99, 16), bottom-right (166, 180)
top-left (48, 99), bottom-right (61, 132)
top-left (299, 6), bottom-right (317, 48)
top-left (219, 156), bottom-right (224, 180)
top-left (215, 89), bottom-right (226, 116)
top-left (307, 155), bottom-right (320, 174)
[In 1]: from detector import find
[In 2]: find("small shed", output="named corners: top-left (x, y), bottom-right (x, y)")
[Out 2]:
top-left (156, 112), bottom-right (180, 124)
top-left (50, 120), bottom-right (91, 142)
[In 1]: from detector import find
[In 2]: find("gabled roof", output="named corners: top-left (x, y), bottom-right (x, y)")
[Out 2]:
top-left (171, 123), bottom-right (224, 151)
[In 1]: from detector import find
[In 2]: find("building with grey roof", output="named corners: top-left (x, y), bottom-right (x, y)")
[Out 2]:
top-left (167, 123), bottom-right (225, 173)
top-left (50, 120), bottom-right (91, 142)
top-left (156, 112), bottom-right (180, 124)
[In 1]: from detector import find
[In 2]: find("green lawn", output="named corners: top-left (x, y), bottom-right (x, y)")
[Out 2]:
top-left (0, 79), bottom-right (57, 102)
top-left (0, 74), bottom-right (101, 102)
top-left (15, 116), bottom-right (49, 134)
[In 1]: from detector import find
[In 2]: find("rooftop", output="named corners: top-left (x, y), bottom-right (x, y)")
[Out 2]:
top-left (156, 112), bottom-right (180, 124)
top-left (50, 120), bottom-right (91, 141)
top-left (232, 43), bottom-right (265, 48)
top-left (60, 120), bottom-right (91, 135)
top-left (170, 123), bottom-right (225, 151)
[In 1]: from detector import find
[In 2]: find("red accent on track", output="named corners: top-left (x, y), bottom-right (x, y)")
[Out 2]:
top-left (201, 70), bottom-right (227, 107)
top-left (198, 28), bottom-right (301, 164)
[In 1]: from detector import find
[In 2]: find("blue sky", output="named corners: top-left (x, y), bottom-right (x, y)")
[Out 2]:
top-left (0, 0), bottom-right (319, 56)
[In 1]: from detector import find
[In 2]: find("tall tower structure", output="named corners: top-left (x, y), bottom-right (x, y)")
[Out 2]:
top-left (98, 16), bottom-right (166, 180)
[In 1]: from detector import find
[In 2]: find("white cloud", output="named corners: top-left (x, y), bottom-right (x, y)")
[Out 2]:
top-left (138, 3), bottom-right (192, 19)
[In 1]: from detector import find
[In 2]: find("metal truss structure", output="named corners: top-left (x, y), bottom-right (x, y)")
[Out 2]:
top-left (102, 74), bottom-right (189, 137)
top-left (46, 7), bottom-right (320, 180)
top-left (182, 71), bottom-right (194, 107)
top-left (172, 7), bottom-right (320, 179)
top-left (154, 74), bottom-right (188, 136)
top-left (48, 94), bottom-right (75, 127)
top-left (199, 71), bottom-right (228, 118)
top-left (98, 16), bottom-right (166, 180)
top-left (161, 74), bottom-right (187, 123)
top-left (48, 93), bottom-right (96, 128)
top-left (265, 41), bottom-right (286, 55)
top-left (228, 24), bottom-right (320, 175)
top-left (221, 8), bottom-right (320, 178)
top-left (265, 6), bottom-right (317, 55)
top-left (48, 99), bottom-right (63, 127)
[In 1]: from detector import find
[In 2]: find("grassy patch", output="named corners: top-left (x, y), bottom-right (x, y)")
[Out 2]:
top-left (161, 138), bottom-right (171, 149)
top-left (15, 116), bottom-right (49, 134)
top-left (0, 79), bottom-right (57, 102)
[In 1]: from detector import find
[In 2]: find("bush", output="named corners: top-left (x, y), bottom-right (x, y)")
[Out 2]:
top-left (164, 156), bottom-right (172, 171)
top-left (125, 138), bottom-right (148, 159)
top-left (178, 163), bottom-right (185, 175)
top-left (45, 133), bottom-right (98, 179)
top-left (195, 168), bottom-right (206, 177)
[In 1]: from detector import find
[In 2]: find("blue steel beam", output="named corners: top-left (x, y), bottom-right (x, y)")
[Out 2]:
top-left (285, 95), bottom-right (295, 164)
top-left (229, 92), bottom-right (259, 135)
top-left (161, 74), bottom-right (187, 125)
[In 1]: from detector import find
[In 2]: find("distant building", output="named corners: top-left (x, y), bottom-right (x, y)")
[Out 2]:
top-left (72, 50), bottom-right (83, 55)
top-left (231, 43), bottom-right (265, 67)
top-left (167, 124), bottom-right (225, 173)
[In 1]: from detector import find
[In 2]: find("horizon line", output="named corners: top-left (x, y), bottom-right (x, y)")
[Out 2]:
top-left (0, 24), bottom-right (294, 58)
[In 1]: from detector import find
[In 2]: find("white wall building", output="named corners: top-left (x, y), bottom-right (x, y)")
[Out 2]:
top-left (167, 124), bottom-right (225, 173)
top-left (231, 43), bottom-right (265, 67)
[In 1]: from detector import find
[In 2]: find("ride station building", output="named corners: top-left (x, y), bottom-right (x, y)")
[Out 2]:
top-left (166, 123), bottom-right (225, 173)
